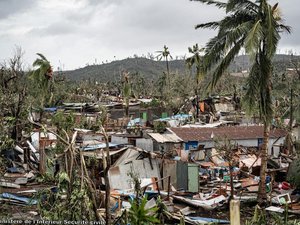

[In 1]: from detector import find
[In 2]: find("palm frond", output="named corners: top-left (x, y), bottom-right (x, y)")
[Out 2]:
top-left (209, 38), bottom-right (244, 89)
top-left (195, 21), bottom-right (219, 30)
top-left (277, 24), bottom-right (292, 34)
top-left (36, 53), bottom-right (48, 61)
top-left (244, 59), bottom-right (260, 115)
top-left (203, 35), bottom-right (227, 71)
top-left (223, 21), bottom-right (252, 53)
top-left (264, 4), bottom-right (280, 58)
top-left (219, 10), bottom-right (256, 32)
top-left (226, 0), bottom-right (258, 13)
top-left (257, 54), bottom-right (273, 124)
top-left (245, 20), bottom-right (263, 57)
top-left (190, 0), bottom-right (226, 9)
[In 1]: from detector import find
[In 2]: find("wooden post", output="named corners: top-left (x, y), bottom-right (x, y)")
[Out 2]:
top-left (167, 176), bottom-right (171, 199)
top-left (39, 137), bottom-right (46, 175)
top-left (230, 200), bottom-right (240, 225)
top-left (154, 177), bottom-right (160, 196)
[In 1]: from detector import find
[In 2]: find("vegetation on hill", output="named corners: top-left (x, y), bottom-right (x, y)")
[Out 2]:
top-left (63, 54), bottom-right (300, 82)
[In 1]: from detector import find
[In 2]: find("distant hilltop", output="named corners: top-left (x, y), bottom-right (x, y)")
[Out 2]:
top-left (62, 54), bottom-right (300, 82)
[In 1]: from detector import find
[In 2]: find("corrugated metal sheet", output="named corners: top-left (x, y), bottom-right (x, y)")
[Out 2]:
top-left (148, 133), bottom-right (182, 143)
top-left (136, 138), bottom-right (153, 152)
top-left (170, 125), bottom-right (287, 142)
top-left (82, 147), bottom-right (127, 159)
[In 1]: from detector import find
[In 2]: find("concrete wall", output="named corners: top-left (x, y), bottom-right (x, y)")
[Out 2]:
top-left (195, 137), bottom-right (285, 156)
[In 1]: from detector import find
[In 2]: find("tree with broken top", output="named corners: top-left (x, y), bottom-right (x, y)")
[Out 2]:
top-left (29, 53), bottom-right (54, 117)
top-left (191, 0), bottom-right (291, 203)
top-left (186, 43), bottom-right (205, 118)
top-left (29, 119), bottom-right (105, 222)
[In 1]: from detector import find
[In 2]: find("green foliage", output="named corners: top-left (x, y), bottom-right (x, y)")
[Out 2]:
top-left (156, 196), bottom-right (171, 223)
top-left (51, 111), bottom-right (75, 132)
top-left (287, 159), bottom-right (300, 188)
top-left (186, 43), bottom-right (205, 84)
top-left (193, 0), bottom-right (291, 201)
top-left (0, 47), bottom-right (30, 141)
top-left (63, 57), bottom-right (185, 82)
top-left (126, 170), bottom-right (160, 225)
top-left (29, 53), bottom-right (54, 108)
top-left (153, 121), bottom-right (167, 133)
top-left (37, 172), bottom-right (95, 221)
top-left (245, 205), bottom-right (300, 225)
top-left (128, 196), bottom-right (160, 225)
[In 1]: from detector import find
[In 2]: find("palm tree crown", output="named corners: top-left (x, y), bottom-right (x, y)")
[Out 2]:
top-left (193, 0), bottom-right (291, 124)
top-left (186, 43), bottom-right (205, 84)
top-left (30, 53), bottom-right (53, 90)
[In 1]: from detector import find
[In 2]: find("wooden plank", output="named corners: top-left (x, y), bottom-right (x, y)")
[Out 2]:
top-left (230, 200), bottom-right (240, 225)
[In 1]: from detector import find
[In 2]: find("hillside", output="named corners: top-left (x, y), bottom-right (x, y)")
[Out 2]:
top-left (63, 57), bottom-right (188, 82)
top-left (62, 54), bottom-right (300, 82)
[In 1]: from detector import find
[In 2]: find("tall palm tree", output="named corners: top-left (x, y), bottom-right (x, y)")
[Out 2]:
top-left (30, 53), bottom-right (53, 107)
top-left (192, 0), bottom-right (291, 202)
top-left (123, 71), bottom-right (131, 117)
top-left (156, 45), bottom-right (173, 93)
top-left (186, 44), bottom-right (205, 118)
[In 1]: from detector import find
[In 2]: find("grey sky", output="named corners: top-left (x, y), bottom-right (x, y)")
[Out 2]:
top-left (0, 0), bottom-right (298, 70)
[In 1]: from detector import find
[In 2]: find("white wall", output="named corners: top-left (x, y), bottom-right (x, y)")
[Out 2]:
top-left (199, 137), bottom-right (284, 156)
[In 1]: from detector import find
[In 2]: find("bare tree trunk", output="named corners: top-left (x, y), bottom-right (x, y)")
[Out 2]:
top-left (258, 124), bottom-right (270, 203)
top-left (125, 98), bottom-right (129, 118)
top-left (166, 58), bottom-right (170, 92)
top-left (287, 88), bottom-right (293, 155)
top-left (229, 163), bottom-right (234, 201)
top-left (102, 127), bottom-right (111, 225)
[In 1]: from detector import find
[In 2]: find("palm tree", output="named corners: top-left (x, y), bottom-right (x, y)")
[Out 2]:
top-left (192, 0), bottom-right (291, 202)
top-left (156, 45), bottom-right (173, 93)
top-left (123, 71), bottom-right (131, 117)
top-left (186, 44), bottom-right (205, 118)
top-left (30, 53), bottom-right (53, 108)
top-left (29, 53), bottom-right (53, 175)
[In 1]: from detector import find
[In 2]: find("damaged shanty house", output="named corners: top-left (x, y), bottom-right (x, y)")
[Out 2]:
top-left (168, 125), bottom-right (287, 157)
top-left (108, 147), bottom-right (161, 190)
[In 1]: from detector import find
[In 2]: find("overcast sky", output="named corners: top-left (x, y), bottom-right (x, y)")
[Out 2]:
top-left (0, 0), bottom-right (298, 70)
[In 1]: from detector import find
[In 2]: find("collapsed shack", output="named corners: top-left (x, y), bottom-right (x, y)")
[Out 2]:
top-left (1, 122), bottom-right (300, 224)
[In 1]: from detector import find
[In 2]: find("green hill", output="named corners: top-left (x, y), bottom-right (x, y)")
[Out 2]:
top-left (63, 57), bottom-right (188, 82)
top-left (62, 54), bottom-right (299, 82)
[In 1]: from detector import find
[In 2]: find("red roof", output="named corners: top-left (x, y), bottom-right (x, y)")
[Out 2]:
top-left (169, 126), bottom-right (287, 142)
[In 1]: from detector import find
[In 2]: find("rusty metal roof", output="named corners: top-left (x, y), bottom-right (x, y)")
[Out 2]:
top-left (169, 125), bottom-right (287, 142)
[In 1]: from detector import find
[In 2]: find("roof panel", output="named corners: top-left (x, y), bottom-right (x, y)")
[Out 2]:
top-left (170, 125), bottom-right (287, 142)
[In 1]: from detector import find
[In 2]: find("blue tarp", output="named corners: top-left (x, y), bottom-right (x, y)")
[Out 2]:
top-left (188, 216), bottom-right (229, 224)
top-left (44, 107), bottom-right (57, 112)
top-left (0, 192), bottom-right (37, 205)
top-left (157, 114), bottom-right (192, 122)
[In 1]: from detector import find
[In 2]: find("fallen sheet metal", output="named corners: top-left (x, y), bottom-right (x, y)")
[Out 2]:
top-left (173, 195), bottom-right (227, 210)
top-left (266, 206), bottom-right (284, 213)
top-left (180, 206), bottom-right (196, 216)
